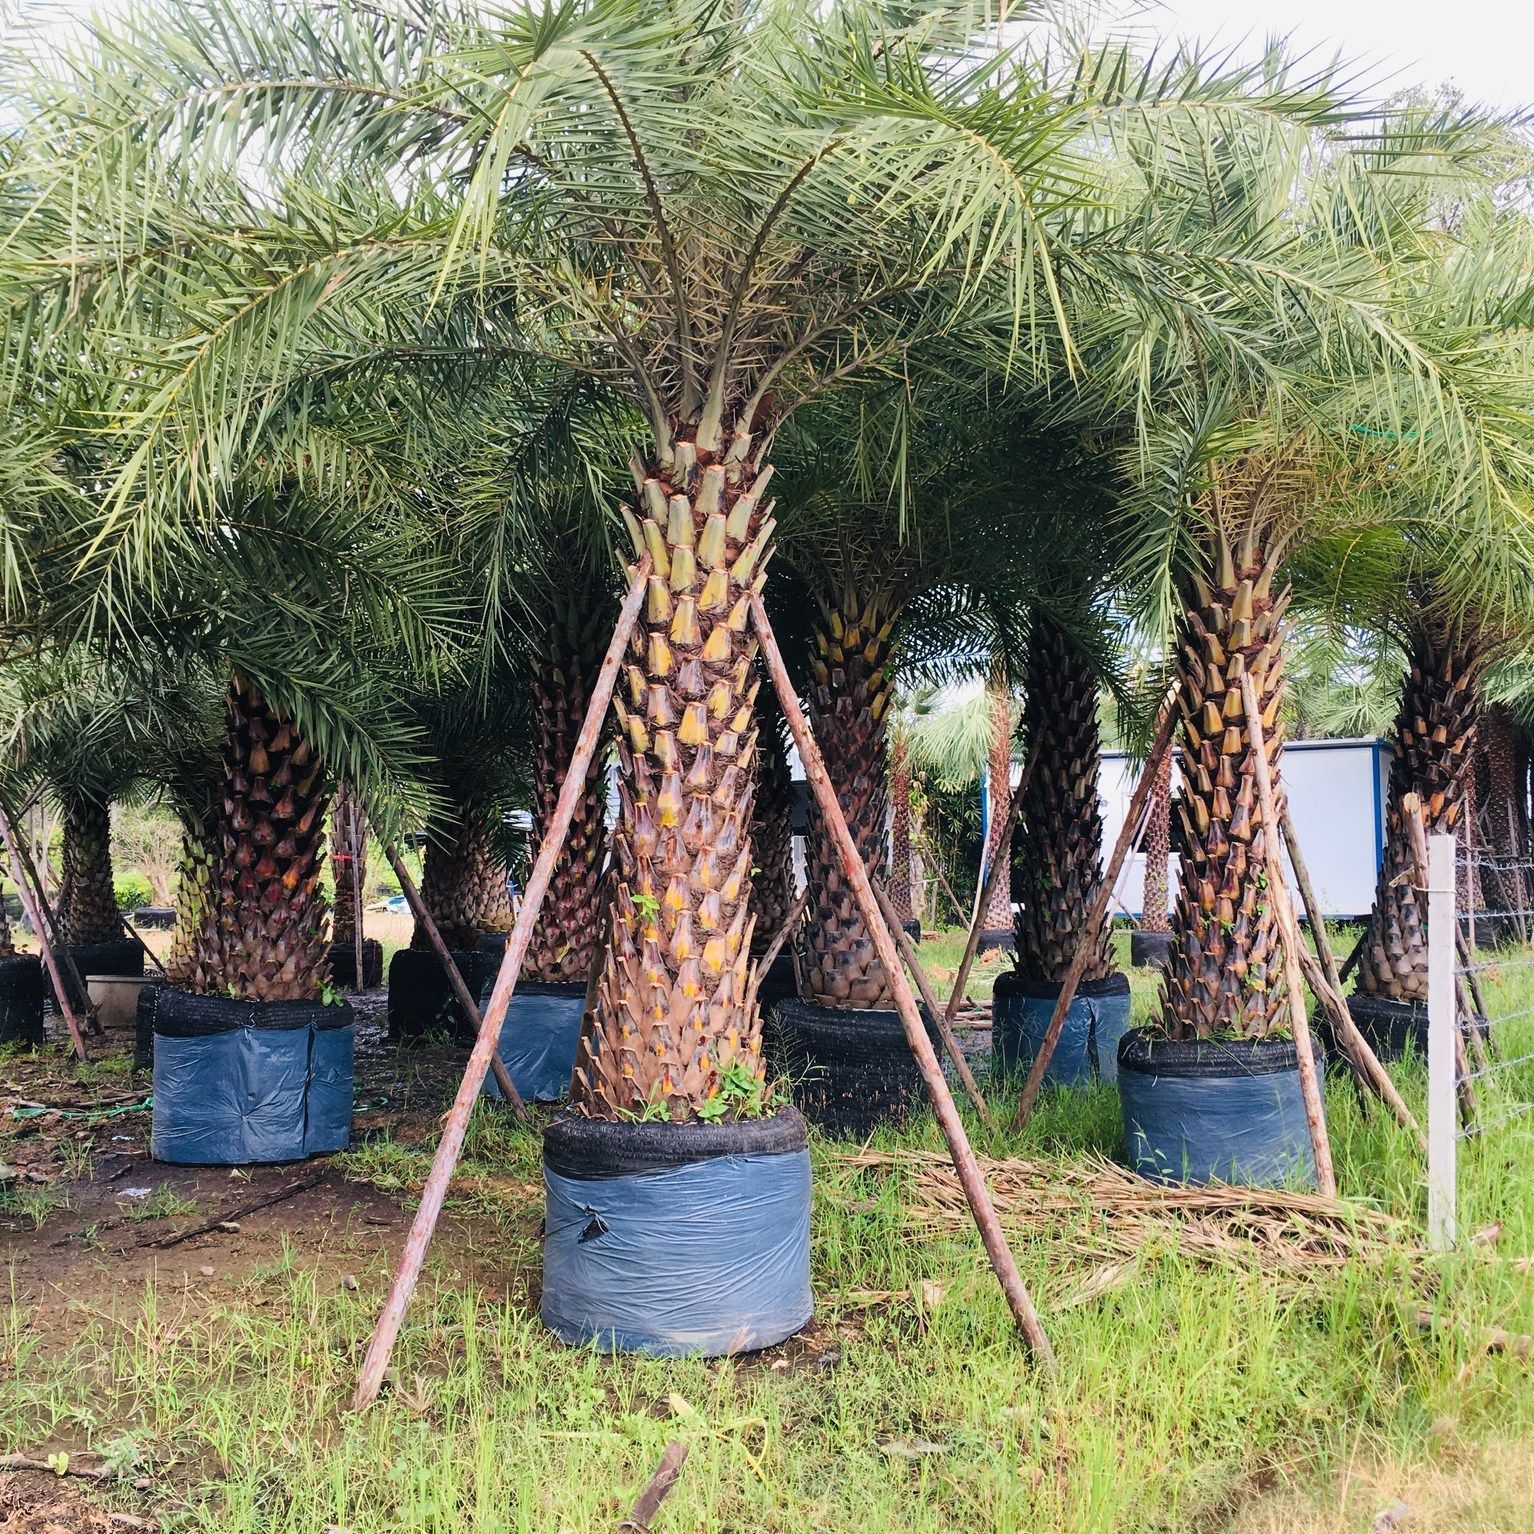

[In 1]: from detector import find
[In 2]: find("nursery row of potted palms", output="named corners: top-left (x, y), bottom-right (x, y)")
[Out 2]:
top-left (4, 0), bottom-right (1534, 1353)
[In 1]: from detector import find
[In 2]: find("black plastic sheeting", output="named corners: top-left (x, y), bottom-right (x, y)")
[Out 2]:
top-left (0, 954), bottom-right (44, 1045)
top-left (483, 982), bottom-right (586, 1103)
top-left (993, 971), bottom-right (1132, 1086)
top-left (328, 938), bottom-right (383, 990)
top-left (1116, 1029), bottom-right (1318, 1189)
top-left (387, 947), bottom-right (485, 1043)
top-left (149, 988), bottom-right (354, 1165)
top-left (540, 1109), bottom-right (813, 1356)
top-left (754, 953), bottom-right (798, 1013)
top-left (767, 995), bottom-right (938, 1137)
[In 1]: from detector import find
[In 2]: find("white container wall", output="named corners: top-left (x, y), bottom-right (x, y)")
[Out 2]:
top-left (1100, 737), bottom-right (1389, 922)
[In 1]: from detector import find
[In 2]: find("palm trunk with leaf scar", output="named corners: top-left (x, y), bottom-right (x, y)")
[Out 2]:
top-left (1013, 618), bottom-right (1113, 986)
top-left (524, 585), bottom-right (612, 986)
top-left (164, 804), bottom-right (219, 991)
top-left (55, 787), bottom-right (123, 947)
top-left (799, 584), bottom-right (901, 1010)
top-left (330, 785), bottom-right (365, 953)
top-left (1354, 612), bottom-right (1489, 1006)
top-left (412, 816), bottom-right (512, 955)
top-left (888, 732), bottom-right (916, 928)
top-left (750, 681), bottom-right (796, 955)
top-left (979, 655), bottom-right (1014, 935)
top-left (1163, 529), bottom-right (1290, 1040)
top-left (1140, 748), bottom-right (1173, 934)
top-left (572, 424), bottom-right (775, 1122)
top-left (181, 676), bottom-right (332, 1002)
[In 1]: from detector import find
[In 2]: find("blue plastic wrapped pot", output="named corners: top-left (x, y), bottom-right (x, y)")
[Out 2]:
top-left (1116, 1027), bottom-right (1318, 1189)
top-left (0, 953), bottom-right (44, 1046)
top-left (482, 981), bottom-right (586, 1103)
top-left (541, 1108), bottom-right (813, 1356)
top-left (148, 987), bottom-right (354, 1165)
top-left (992, 970), bottom-right (1132, 1085)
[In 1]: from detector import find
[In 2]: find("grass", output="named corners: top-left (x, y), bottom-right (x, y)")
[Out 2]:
top-left (3, 935), bottom-right (1534, 1531)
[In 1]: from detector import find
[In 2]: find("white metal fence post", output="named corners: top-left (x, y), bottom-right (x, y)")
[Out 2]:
top-left (1427, 832), bottom-right (1458, 1252)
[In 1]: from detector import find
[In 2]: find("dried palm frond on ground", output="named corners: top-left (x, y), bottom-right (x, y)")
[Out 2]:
top-left (833, 1147), bottom-right (1412, 1279)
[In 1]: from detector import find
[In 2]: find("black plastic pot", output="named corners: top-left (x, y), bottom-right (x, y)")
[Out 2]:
top-left (1130, 929), bottom-right (1175, 970)
top-left (541, 1107), bottom-right (813, 1356)
top-left (0, 953), bottom-right (45, 1046)
top-left (754, 953), bottom-right (798, 1013)
top-left (387, 946), bottom-right (485, 1043)
top-left (901, 918), bottom-right (923, 942)
top-left (1343, 990), bottom-right (1486, 1063)
top-left (51, 938), bottom-right (143, 1010)
top-left (1116, 1028), bottom-right (1318, 1189)
top-left (147, 986), bottom-right (354, 1165)
top-left (477, 930), bottom-right (509, 966)
top-left (766, 994), bottom-right (939, 1137)
top-left (131, 906), bottom-right (178, 930)
top-left (975, 928), bottom-right (1014, 953)
top-left (992, 970), bottom-right (1132, 1086)
top-left (328, 938), bottom-right (383, 990)
top-left (483, 980), bottom-right (586, 1103)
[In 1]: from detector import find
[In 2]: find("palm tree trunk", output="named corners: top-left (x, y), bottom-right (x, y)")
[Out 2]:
top-left (888, 734), bottom-right (916, 926)
top-left (980, 655), bottom-right (1014, 932)
top-left (1164, 530), bottom-right (1290, 1039)
top-left (1139, 748), bottom-right (1173, 934)
top-left (0, 874), bottom-right (14, 957)
top-left (573, 434), bottom-right (773, 1121)
top-left (412, 816), bottom-right (512, 954)
top-left (750, 689), bottom-right (796, 952)
top-left (55, 788), bottom-right (122, 946)
top-left (164, 807), bottom-right (218, 990)
top-left (799, 585), bottom-right (900, 1009)
top-left (1355, 615), bottom-right (1488, 1004)
top-left (525, 586), bottom-right (611, 985)
top-left (1013, 618), bottom-right (1113, 984)
top-left (1479, 705), bottom-right (1531, 931)
top-left (181, 676), bottom-right (332, 1002)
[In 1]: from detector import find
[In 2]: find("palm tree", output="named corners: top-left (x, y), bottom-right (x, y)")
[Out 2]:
top-left (9, 0), bottom-right (1411, 1122)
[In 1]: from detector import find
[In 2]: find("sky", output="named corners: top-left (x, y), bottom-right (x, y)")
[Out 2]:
top-left (1138, 0), bottom-right (1534, 110)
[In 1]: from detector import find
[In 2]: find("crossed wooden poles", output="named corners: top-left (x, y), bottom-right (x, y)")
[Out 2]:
top-left (353, 563), bottom-right (1433, 1408)
top-left (352, 560), bottom-right (1054, 1409)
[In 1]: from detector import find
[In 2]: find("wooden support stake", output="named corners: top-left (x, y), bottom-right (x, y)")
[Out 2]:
top-left (1280, 806), bottom-right (1423, 1145)
top-left (751, 592), bottom-right (1054, 1366)
top-left (381, 841), bottom-right (526, 1117)
top-left (943, 757), bottom-right (1032, 1028)
top-left (619, 1440), bottom-right (689, 1532)
top-left (351, 556), bottom-right (649, 1412)
top-left (1009, 695), bottom-right (1179, 1133)
top-left (874, 879), bottom-right (996, 1131)
top-left (0, 800), bottom-right (88, 1060)
top-left (1241, 675), bottom-right (1336, 1197)
top-left (349, 794), bottom-right (367, 991)
top-left (755, 886), bottom-right (809, 985)
top-left (120, 914), bottom-right (167, 976)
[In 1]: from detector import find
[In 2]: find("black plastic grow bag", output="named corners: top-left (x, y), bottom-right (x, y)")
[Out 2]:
top-left (993, 970), bottom-right (1132, 1086)
top-left (148, 987), bottom-right (354, 1165)
top-left (753, 953), bottom-right (798, 1013)
top-left (483, 981), bottom-right (586, 1103)
top-left (1130, 929), bottom-right (1175, 970)
top-left (975, 927), bottom-right (1014, 953)
top-left (0, 953), bottom-right (45, 1045)
top-left (1116, 1028), bottom-right (1317, 1189)
top-left (541, 1108), bottom-right (813, 1356)
top-left (387, 946), bottom-right (484, 1042)
top-left (766, 994), bottom-right (939, 1137)
top-left (328, 938), bottom-right (383, 990)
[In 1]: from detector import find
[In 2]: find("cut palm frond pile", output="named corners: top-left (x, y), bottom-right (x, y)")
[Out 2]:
top-left (834, 1148), bottom-right (1412, 1279)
